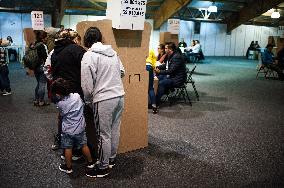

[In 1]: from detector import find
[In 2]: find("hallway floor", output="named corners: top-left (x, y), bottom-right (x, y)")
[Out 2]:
top-left (0, 57), bottom-right (283, 187)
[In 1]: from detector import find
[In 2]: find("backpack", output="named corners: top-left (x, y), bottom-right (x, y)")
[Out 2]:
top-left (23, 42), bottom-right (42, 70)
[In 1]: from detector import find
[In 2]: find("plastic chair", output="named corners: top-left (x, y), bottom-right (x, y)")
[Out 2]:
top-left (165, 65), bottom-right (200, 106)
top-left (256, 52), bottom-right (277, 79)
top-left (186, 65), bottom-right (199, 101)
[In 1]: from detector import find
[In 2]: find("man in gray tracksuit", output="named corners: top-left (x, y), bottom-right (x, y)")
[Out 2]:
top-left (81, 27), bottom-right (125, 178)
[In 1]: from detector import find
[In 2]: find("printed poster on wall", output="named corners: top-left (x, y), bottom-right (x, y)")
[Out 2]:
top-left (167, 19), bottom-right (180, 34)
top-left (31, 11), bottom-right (44, 30)
top-left (107, 0), bottom-right (147, 30)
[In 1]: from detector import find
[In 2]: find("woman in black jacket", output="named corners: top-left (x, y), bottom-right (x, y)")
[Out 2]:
top-left (34, 30), bottom-right (48, 106)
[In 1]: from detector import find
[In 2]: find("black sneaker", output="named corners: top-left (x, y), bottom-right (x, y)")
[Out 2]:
top-left (86, 166), bottom-right (110, 178)
top-left (59, 164), bottom-right (73, 174)
top-left (51, 135), bottom-right (60, 151)
top-left (152, 107), bottom-right (158, 114)
top-left (109, 159), bottom-right (116, 168)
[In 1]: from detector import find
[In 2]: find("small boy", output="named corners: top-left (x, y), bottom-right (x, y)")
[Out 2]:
top-left (50, 78), bottom-right (94, 174)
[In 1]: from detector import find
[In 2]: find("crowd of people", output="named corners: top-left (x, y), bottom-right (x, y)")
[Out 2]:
top-left (22, 27), bottom-right (126, 177)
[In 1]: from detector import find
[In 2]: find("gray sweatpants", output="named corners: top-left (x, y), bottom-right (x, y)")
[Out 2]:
top-left (93, 96), bottom-right (124, 169)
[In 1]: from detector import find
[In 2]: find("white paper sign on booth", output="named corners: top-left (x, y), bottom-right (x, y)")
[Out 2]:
top-left (167, 19), bottom-right (180, 34)
top-left (107, 0), bottom-right (147, 30)
top-left (31, 11), bottom-right (44, 30)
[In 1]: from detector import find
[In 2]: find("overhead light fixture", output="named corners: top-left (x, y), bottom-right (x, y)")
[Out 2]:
top-left (208, 5), bottom-right (217, 13)
top-left (271, 9), bottom-right (280, 19)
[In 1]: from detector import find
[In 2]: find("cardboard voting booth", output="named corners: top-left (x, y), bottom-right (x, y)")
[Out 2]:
top-left (77, 19), bottom-right (151, 153)
top-left (159, 32), bottom-right (179, 46)
top-left (23, 28), bottom-right (36, 47)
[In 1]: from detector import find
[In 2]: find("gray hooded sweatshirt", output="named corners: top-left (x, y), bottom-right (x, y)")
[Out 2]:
top-left (81, 42), bottom-right (125, 104)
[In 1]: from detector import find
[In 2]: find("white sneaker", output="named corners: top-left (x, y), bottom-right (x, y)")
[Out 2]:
top-left (2, 91), bottom-right (12, 96)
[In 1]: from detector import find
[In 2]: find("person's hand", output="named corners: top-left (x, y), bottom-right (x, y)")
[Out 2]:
top-left (154, 67), bottom-right (160, 74)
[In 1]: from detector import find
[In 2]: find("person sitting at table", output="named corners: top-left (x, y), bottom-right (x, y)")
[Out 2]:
top-left (154, 42), bottom-right (187, 111)
top-left (254, 41), bottom-right (260, 49)
top-left (185, 40), bottom-right (195, 52)
top-left (184, 40), bottom-right (202, 62)
top-left (246, 41), bottom-right (256, 58)
top-left (178, 38), bottom-right (187, 53)
top-left (262, 44), bottom-right (284, 81)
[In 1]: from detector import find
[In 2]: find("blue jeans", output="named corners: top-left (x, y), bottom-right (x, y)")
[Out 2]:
top-left (61, 131), bottom-right (87, 149)
top-left (0, 65), bottom-right (11, 92)
top-left (156, 78), bottom-right (174, 106)
top-left (34, 71), bottom-right (47, 102)
top-left (148, 67), bottom-right (156, 105)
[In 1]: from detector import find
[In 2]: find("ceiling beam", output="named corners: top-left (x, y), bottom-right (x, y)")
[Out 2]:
top-left (226, 0), bottom-right (283, 32)
top-left (153, 0), bottom-right (192, 29)
top-left (88, 0), bottom-right (107, 2)
top-left (197, 0), bottom-right (247, 4)
top-left (88, 0), bottom-right (107, 10)
top-left (147, 1), bottom-right (162, 6)
top-left (52, 0), bottom-right (66, 27)
top-left (65, 6), bottom-right (105, 11)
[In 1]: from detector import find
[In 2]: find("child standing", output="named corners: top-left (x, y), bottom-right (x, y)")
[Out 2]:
top-left (50, 78), bottom-right (94, 174)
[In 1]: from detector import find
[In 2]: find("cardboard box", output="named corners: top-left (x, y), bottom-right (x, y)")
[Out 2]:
top-left (159, 32), bottom-right (179, 46)
top-left (77, 20), bottom-right (150, 153)
top-left (23, 28), bottom-right (36, 47)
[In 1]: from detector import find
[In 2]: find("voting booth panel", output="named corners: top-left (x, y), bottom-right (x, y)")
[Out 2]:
top-left (23, 28), bottom-right (36, 47)
top-left (77, 19), bottom-right (151, 153)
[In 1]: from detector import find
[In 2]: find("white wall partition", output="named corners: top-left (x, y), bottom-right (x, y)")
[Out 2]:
top-left (153, 20), bottom-right (281, 56)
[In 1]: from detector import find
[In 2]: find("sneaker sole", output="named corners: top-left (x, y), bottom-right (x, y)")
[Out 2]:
top-left (59, 166), bottom-right (73, 174)
top-left (96, 173), bottom-right (109, 178)
top-left (86, 173), bottom-right (109, 178)
top-left (2, 93), bottom-right (11, 96)
top-left (86, 174), bottom-right (96, 178)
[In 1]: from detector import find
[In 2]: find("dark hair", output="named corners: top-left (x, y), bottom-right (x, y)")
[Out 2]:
top-left (84, 27), bottom-right (102, 48)
top-left (50, 78), bottom-right (71, 96)
top-left (159, 44), bottom-right (165, 50)
top-left (165, 42), bottom-right (177, 51)
top-left (35, 30), bottom-right (47, 42)
top-left (7, 36), bottom-right (13, 43)
top-left (266, 44), bottom-right (274, 48)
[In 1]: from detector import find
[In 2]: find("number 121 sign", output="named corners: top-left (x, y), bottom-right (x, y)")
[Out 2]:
top-left (31, 11), bottom-right (44, 30)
